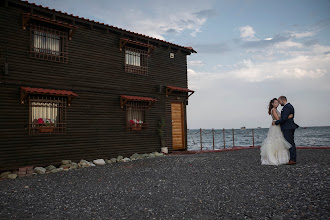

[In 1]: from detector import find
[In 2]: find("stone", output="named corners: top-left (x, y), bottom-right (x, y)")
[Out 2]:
top-left (90, 162), bottom-right (96, 167)
top-left (142, 154), bottom-right (149, 158)
top-left (34, 167), bottom-right (46, 174)
top-left (70, 162), bottom-right (78, 169)
top-left (60, 164), bottom-right (71, 169)
top-left (62, 160), bottom-right (72, 165)
top-left (1, 171), bottom-right (12, 178)
top-left (117, 156), bottom-right (124, 162)
top-left (130, 153), bottom-right (142, 160)
top-left (149, 153), bottom-right (156, 158)
top-left (51, 168), bottom-right (63, 173)
top-left (7, 174), bottom-right (17, 179)
top-left (155, 152), bottom-right (164, 157)
top-left (93, 159), bottom-right (106, 165)
top-left (109, 158), bottom-right (117, 163)
top-left (78, 160), bottom-right (90, 168)
top-left (123, 157), bottom-right (131, 162)
top-left (45, 165), bottom-right (56, 171)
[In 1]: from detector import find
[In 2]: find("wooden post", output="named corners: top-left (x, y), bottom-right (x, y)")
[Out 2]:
top-left (212, 128), bottom-right (215, 150)
top-left (223, 128), bottom-right (225, 149)
top-left (200, 128), bottom-right (202, 150)
top-left (252, 128), bottom-right (255, 147)
top-left (232, 128), bottom-right (235, 147)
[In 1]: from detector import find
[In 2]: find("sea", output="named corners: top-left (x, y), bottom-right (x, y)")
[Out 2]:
top-left (187, 126), bottom-right (330, 151)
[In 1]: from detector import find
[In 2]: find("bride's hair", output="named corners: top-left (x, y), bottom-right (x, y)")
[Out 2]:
top-left (268, 98), bottom-right (277, 115)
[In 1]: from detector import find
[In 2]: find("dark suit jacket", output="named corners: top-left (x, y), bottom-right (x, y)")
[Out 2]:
top-left (275, 103), bottom-right (299, 130)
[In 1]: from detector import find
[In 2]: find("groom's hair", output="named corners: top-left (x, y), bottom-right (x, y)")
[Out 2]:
top-left (279, 96), bottom-right (287, 101)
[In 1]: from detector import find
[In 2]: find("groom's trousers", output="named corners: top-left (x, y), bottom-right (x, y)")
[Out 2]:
top-left (283, 129), bottom-right (296, 162)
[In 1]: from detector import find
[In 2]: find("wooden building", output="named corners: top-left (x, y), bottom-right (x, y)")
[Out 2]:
top-left (0, 0), bottom-right (196, 171)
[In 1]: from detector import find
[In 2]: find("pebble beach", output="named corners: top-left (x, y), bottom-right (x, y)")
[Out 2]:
top-left (0, 148), bottom-right (329, 219)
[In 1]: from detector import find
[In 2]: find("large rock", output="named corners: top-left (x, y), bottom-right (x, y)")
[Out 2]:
top-left (93, 159), bottom-right (106, 165)
top-left (141, 154), bottom-right (149, 158)
top-left (62, 160), bottom-right (72, 165)
top-left (34, 167), bottom-right (46, 174)
top-left (78, 160), bottom-right (90, 168)
top-left (7, 174), bottom-right (17, 179)
top-left (117, 156), bottom-right (124, 162)
top-left (110, 158), bottom-right (117, 163)
top-left (130, 153), bottom-right (142, 160)
top-left (123, 157), bottom-right (131, 162)
top-left (46, 165), bottom-right (56, 171)
top-left (148, 153), bottom-right (156, 158)
top-left (60, 164), bottom-right (71, 169)
top-left (106, 158), bottom-right (117, 164)
top-left (1, 171), bottom-right (12, 178)
top-left (51, 168), bottom-right (63, 173)
top-left (155, 152), bottom-right (164, 157)
top-left (70, 162), bottom-right (78, 169)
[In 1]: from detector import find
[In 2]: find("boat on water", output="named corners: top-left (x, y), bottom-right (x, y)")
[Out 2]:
top-left (240, 127), bottom-right (246, 130)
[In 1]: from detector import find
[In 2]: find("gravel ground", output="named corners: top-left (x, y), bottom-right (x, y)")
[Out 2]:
top-left (0, 148), bottom-right (329, 220)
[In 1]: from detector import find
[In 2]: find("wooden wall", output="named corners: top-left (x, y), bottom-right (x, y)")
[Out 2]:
top-left (0, 0), bottom-right (192, 171)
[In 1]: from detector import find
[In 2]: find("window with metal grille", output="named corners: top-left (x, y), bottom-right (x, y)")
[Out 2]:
top-left (126, 102), bottom-right (149, 131)
top-left (29, 95), bottom-right (67, 134)
top-left (125, 46), bottom-right (148, 75)
top-left (30, 24), bottom-right (68, 63)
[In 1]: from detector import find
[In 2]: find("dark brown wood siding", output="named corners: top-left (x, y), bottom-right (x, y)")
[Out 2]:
top-left (0, 1), bottom-right (191, 171)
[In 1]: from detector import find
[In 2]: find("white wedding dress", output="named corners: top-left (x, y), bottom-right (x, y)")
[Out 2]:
top-left (260, 109), bottom-right (291, 165)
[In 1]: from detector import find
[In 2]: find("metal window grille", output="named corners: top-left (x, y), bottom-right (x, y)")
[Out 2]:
top-left (125, 46), bottom-right (148, 75)
top-left (29, 95), bottom-right (67, 134)
top-left (30, 24), bottom-right (68, 63)
top-left (126, 102), bottom-right (149, 131)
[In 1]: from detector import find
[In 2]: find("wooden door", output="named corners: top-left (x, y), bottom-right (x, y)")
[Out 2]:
top-left (171, 102), bottom-right (185, 150)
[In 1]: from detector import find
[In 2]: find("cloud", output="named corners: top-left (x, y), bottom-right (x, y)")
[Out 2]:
top-left (291, 31), bottom-right (315, 38)
top-left (239, 25), bottom-right (257, 41)
top-left (193, 9), bottom-right (217, 18)
top-left (193, 43), bottom-right (230, 54)
top-left (231, 56), bottom-right (328, 82)
top-left (274, 40), bottom-right (303, 49)
top-left (188, 45), bottom-right (330, 83)
top-left (241, 34), bottom-right (290, 48)
top-left (188, 60), bottom-right (205, 66)
top-left (28, 0), bottom-right (214, 41)
top-left (238, 26), bottom-right (319, 51)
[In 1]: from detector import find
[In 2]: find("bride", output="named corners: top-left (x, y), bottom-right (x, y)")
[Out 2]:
top-left (260, 98), bottom-right (293, 165)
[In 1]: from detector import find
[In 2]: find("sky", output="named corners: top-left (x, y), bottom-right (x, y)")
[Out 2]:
top-left (29, 0), bottom-right (330, 129)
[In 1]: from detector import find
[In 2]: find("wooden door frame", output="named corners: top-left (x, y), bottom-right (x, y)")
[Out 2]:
top-left (171, 101), bottom-right (186, 150)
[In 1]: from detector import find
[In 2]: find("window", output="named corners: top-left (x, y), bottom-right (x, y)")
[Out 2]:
top-left (126, 102), bottom-right (149, 131)
top-left (125, 46), bottom-right (148, 75)
top-left (126, 50), bottom-right (140, 66)
top-left (34, 31), bottom-right (60, 55)
top-left (30, 24), bottom-right (68, 63)
top-left (29, 95), bottom-right (67, 134)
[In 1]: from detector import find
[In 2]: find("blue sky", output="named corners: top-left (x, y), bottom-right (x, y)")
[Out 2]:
top-left (29, 0), bottom-right (330, 128)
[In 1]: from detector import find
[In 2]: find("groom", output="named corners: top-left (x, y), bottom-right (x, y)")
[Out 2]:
top-left (272, 96), bottom-right (299, 165)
